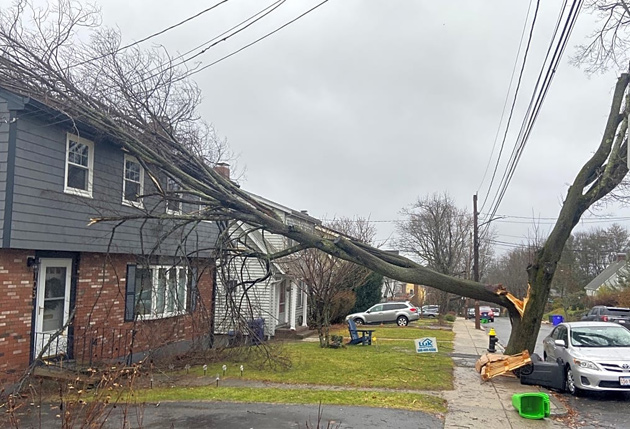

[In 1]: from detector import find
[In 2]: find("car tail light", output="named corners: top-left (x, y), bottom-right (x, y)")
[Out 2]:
top-left (602, 316), bottom-right (609, 322)
top-left (410, 307), bottom-right (417, 312)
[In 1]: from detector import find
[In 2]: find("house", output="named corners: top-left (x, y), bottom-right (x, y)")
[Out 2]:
top-left (213, 188), bottom-right (313, 341)
top-left (584, 254), bottom-right (629, 296)
top-left (0, 87), bottom-right (218, 386)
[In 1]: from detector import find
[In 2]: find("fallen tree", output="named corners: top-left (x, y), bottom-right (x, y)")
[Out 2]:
top-left (1, 1), bottom-right (629, 354)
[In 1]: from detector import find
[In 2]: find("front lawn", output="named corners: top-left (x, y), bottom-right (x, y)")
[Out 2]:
top-left (124, 324), bottom-right (454, 414)
top-left (184, 325), bottom-right (454, 390)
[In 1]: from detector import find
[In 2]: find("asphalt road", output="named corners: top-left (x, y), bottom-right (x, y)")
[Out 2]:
top-left (489, 316), bottom-right (630, 428)
top-left (490, 316), bottom-right (553, 357)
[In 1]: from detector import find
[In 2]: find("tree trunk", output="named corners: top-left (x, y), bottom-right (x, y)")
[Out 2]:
top-left (505, 71), bottom-right (630, 354)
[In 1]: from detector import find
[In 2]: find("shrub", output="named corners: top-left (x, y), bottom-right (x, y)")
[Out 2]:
top-left (329, 335), bottom-right (345, 348)
top-left (444, 314), bottom-right (456, 322)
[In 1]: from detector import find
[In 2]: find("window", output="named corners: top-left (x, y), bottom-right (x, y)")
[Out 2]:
top-left (64, 133), bottom-right (94, 197)
top-left (123, 155), bottom-right (144, 207)
top-left (166, 177), bottom-right (182, 214)
top-left (133, 265), bottom-right (189, 319)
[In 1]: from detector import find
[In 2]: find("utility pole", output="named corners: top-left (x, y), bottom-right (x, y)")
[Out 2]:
top-left (473, 194), bottom-right (480, 330)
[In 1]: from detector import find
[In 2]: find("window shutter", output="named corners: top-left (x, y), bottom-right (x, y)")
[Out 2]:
top-left (125, 265), bottom-right (137, 321)
top-left (189, 267), bottom-right (199, 313)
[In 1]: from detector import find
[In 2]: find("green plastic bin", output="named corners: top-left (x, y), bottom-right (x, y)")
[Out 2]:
top-left (511, 392), bottom-right (550, 419)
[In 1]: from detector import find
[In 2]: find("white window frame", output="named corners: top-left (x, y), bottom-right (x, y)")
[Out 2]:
top-left (122, 154), bottom-right (144, 208)
top-left (135, 265), bottom-right (189, 320)
top-left (64, 133), bottom-right (94, 198)
top-left (166, 176), bottom-right (183, 215)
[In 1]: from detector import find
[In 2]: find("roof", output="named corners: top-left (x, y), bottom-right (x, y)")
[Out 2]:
top-left (584, 260), bottom-right (627, 291)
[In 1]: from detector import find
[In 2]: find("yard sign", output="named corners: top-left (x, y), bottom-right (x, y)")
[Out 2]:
top-left (414, 337), bottom-right (438, 353)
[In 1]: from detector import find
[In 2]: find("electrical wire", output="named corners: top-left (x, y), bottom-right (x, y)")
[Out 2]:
top-left (177, 0), bottom-right (329, 80)
top-left (73, 0), bottom-right (231, 68)
top-left (477, 0), bottom-right (538, 203)
top-left (482, 0), bottom-right (584, 234)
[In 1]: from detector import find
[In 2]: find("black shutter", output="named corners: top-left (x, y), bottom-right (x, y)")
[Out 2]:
top-left (189, 267), bottom-right (198, 313)
top-left (125, 265), bottom-right (136, 322)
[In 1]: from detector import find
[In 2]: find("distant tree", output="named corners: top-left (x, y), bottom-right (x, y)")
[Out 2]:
top-left (485, 246), bottom-right (537, 299)
top-left (396, 193), bottom-right (477, 316)
top-left (350, 272), bottom-right (384, 313)
top-left (571, 224), bottom-right (630, 284)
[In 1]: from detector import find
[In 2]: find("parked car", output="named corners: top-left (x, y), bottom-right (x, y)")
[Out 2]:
top-left (466, 306), bottom-right (494, 322)
top-left (420, 305), bottom-right (439, 318)
top-left (581, 306), bottom-right (630, 327)
top-left (492, 307), bottom-right (501, 317)
top-left (542, 321), bottom-right (630, 395)
top-left (345, 301), bottom-right (419, 326)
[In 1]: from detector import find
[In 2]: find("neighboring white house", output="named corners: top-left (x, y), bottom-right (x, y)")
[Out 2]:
top-left (213, 192), bottom-right (319, 339)
top-left (584, 254), bottom-right (629, 296)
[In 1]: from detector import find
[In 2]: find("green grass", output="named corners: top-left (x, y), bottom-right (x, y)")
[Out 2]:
top-left (183, 326), bottom-right (454, 390)
top-left (124, 324), bottom-right (454, 414)
top-left (128, 387), bottom-right (447, 413)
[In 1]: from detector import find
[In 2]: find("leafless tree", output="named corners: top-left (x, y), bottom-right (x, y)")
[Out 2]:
top-left (573, 1), bottom-right (630, 74)
top-left (396, 193), bottom-right (475, 315)
top-left (2, 0), bottom-right (630, 355)
top-left (283, 218), bottom-right (375, 348)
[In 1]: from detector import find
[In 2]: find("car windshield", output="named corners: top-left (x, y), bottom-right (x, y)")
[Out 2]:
top-left (570, 326), bottom-right (630, 347)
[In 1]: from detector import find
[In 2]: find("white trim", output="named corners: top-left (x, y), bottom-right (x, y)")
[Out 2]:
top-left (64, 133), bottom-right (94, 198)
top-left (165, 177), bottom-right (183, 215)
top-left (34, 258), bottom-right (73, 358)
top-left (122, 154), bottom-right (145, 208)
top-left (135, 265), bottom-right (189, 320)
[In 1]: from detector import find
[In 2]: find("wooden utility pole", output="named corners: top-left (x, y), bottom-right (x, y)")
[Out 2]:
top-left (473, 194), bottom-right (480, 330)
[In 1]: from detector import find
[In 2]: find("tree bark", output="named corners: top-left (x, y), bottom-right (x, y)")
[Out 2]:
top-left (505, 71), bottom-right (630, 354)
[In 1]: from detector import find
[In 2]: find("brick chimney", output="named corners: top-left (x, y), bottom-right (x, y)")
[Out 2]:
top-left (617, 253), bottom-right (627, 262)
top-left (214, 162), bottom-right (230, 180)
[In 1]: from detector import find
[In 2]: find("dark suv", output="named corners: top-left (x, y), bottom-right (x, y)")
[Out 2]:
top-left (581, 306), bottom-right (630, 327)
top-left (345, 301), bottom-right (419, 326)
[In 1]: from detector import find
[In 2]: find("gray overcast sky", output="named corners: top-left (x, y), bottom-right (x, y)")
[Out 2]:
top-left (99, 0), bottom-right (628, 252)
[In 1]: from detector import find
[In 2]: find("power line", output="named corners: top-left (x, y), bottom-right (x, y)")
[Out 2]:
top-left (73, 0), bottom-right (231, 68)
top-left (482, 0), bottom-right (583, 233)
top-left (481, 0), bottom-right (568, 217)
top-left (179, 0), bottom-right (330, 80)
top-left (478, 0), bottom-right (540, 210)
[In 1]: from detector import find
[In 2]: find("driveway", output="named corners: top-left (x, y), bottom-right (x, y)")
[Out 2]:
top-left (7, 401), bottom-right (444, 429)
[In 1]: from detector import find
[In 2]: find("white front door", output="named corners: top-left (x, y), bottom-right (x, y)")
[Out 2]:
top-left (34, 258), bottom-right (72, 359)
top-left (277, 282), bottom-right (287, 326)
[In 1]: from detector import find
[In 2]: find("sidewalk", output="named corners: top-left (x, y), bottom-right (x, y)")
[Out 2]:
top-left (444, 318), bottom-right (568, 428)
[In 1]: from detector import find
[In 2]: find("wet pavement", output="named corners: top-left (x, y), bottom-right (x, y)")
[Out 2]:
top-left (5, 401), bottom-right (444, 429)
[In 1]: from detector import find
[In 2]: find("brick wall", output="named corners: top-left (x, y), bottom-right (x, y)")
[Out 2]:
top-left (73, 253), bottom-right (215, 365)
top-left (0, 249), bottom-right (35, 385)
top-left (0, 250), bottom-right (215, 385)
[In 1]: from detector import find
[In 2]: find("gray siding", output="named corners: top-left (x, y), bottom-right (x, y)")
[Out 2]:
top-left (0, 99), bottom-right (8, 244)
top-left (4, 98), bottom-right (217, 256)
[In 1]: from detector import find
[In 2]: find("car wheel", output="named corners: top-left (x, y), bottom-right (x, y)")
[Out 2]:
top-left (354, 318), bottom-right (364, 326)
top-left (565, 366), bottom-right (582, 396)
top-left (397, 315), bottom-right (409, 326)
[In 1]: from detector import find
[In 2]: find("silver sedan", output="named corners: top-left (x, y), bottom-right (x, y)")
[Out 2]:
top-left (542, 321), bottom-right (630, 395)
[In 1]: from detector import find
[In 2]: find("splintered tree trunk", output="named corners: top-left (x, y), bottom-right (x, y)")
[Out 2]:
top-left (505, 264), bottom-right (554, 354)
